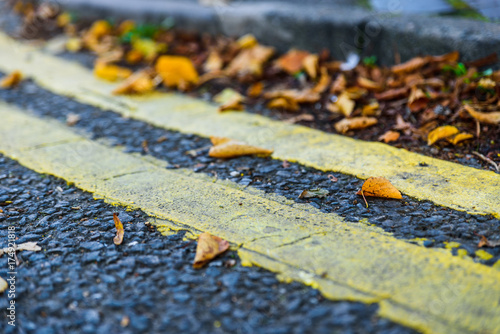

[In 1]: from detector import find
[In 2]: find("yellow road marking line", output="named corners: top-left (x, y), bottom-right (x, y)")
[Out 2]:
top-left (1, 103), bottom-right (500, 334)
top-left (0, 32), bottom-right (499, 218)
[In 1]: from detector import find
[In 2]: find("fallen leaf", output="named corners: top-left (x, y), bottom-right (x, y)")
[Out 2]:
top-left (374, 87), bottom-right (409, 101)
top-left (131, 38), bottom-right (166, 62)
top-left (408, 87), bottom-right (429, 111)
top-left (356, 177), bottom-right (402, 199)
top-left (247, 81), bottom-right (263, 98)
top-left (312, 67), bottom-right (331, 93)
top-left (378, 130), bottom-right (400, 143)
top-left (447, 132), bottom-right (473, 145)
top-left (155, 55), bottom-right (199, 89)
top-left (112, 70), bottom-right (155, 95)
top-left (125, 49), bottom-right (143, 64)
top-left (464, 104), bottom-right (500, 125)
top-left (391, 57), bottom-right (428, 74)
top-left (276, 49), bottom-right (310, 74)
top-left (113, 213), bottom-right (124, 245)
top-left (0, 277), bottom-right (6, 293)
top-left (0, 71), bottom-right (23, 88)
top-left (86, 20), bottom-right (112, 40)
top-left (267, 97), bottom-right (299, 111)
top-left (478, 235), bottom-right (500, 248)
top-left (66, 113), bottom-right (81, 126)
top-left (335, 117), bottom-right (377, 134)
top-left (209, 136), bottom-right (273, 158)
top-left (344, 87), bottom-right (367, 100)
top-left (331, 74), bottom-right (346, 94)
top-left (427, 125), bottom-right (459, 145)
top-left (361, 102), bottom-right (380, 116)
top-left (0, 242), bottom-right (41, 257)
top-left (298, 188), bottom-right (329, 199)
top-left (94, 62), bottom-right (132, 82)
top-left (225, 44), bottom-right (274, 78)
top-left (334, 92), bottom-right (355, 117)
top-left (429, 51), bottom-right (459, 63)
top-left (65, 38), bottom-right (82, 53)
top-left (303, 54), bottom-right (319, 79)
top-left (204, 50), bottom-right (223, 73)
top-left (193, 232), bottom-right (229, 269)
top-left (236, 34), bottom-right (258, 49)
top-left (214, 88), bottom-right (245, 112)
top-left (264, 88), bottom-right (321, 104)
top-left (284, 114), bottom-right (314, 124)
top-left (357, 77), bottom-right (383, 91)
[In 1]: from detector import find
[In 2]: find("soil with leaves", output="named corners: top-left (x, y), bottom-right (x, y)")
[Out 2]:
top-left (5, 0), bottom-right (500, 173)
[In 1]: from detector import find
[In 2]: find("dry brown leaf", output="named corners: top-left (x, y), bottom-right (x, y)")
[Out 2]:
top-left (331, 74), bottom-right (346, 94)
top-left (193, 232), bottom-right (230, 268)
top-left (225, 44), bottom-right (275, 78)
top-left (267, 97), bottom-right (299, 111)
top-left (378, 130), bottom-right (400, 143)
top-left (0, 70), bottom-right (23, 88)
top-left (276, 49), bottom-right (310, 74)
top-left (113, 213), bottom-right (124, 245)
top-left (464, 104), bottom-right (500, 125)
top-left (209, 136), bottom-right (273, 158)
top-left (112, 70), bottom-right (155, 95)
top-left (66, 113), bottom-right (81, 126)
top-left (312, 67), bottom-right (331, 93)
top-left (247, 81), bottom-right (264, 98)
top-left (335, 117), bottom-right (377, 134)
top-left (264, 88), bottom-right (320, 104)
top-left (94, 62), bottom-right (132, 82)
top-left (345, 87), bottom-right (367, 100)
top-left (334, 92), bottom-right (355, 117)
top-left (204, 50), bottom-right (224, 73)
top-left (303, 54), bottom-right (319, 79)
top-left (155, 55), bottom-right (199, 89)
top-left (427, 125), bottom-right (459, 145)
top-left (356, 177), bottom-right (402, 199)
top-left (408, 87), bottom-right (429, 112)
top-left (478, 235), bottom-right (500, 248)
top-left (374, 87), bottom-right (409, 101)
top-left (0, 242), bottom-right (41, 257)
top-left (362, 102), bottom-right (380, 116)
top-left (298, 188), bottom-right (329, 199)
top-left (284, 113), bottom-right (314, 124)
top-left (357, 77), bottom-right (383, 92)
top-left (391, 57), bottom-right (428, 74)
top-left (447, 132), bottom-right (473, 145)
top-left (214, 88), bottom-right (245, 112)
top-left (429, 51), bottom-right (459, 63)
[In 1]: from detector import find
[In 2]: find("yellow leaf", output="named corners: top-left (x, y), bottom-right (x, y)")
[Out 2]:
top-left (87, 20), bottom-right (112, 40)
top-left (464, 104), bottom-right (500, 125)
top-left (334, 92), bottom-right (355, 117)
top-left (0, 70), bottom-right (23, 88)
top-left (267, 97), bottom-right (299, 111)
top-left (112, 70), bottom-right (155, 95)
top-left (225, 45), bottom-right (274, 78)
top-left (302, 54), bottom-right (318, 79)
top-left (204, 50), bottom-right (223, 73)
top-left (155, 55), bottom-right (199, 89)
top-left (334, 117), bottom-right (377, 134)
top-left (357, 177), bottom-right (402, 199)
top-left (113, 213), bottom-right (124, 245)
top-left (378, 130), bottom-right (400, 143)
top-left (193, 232), bottom-right (229, 269)
top-left (65, 38), bottom-right (82, 53)
top-left (276, 49), bottom-right (310, 75)
top-left (448, 132), bottom-right (473, 145)
top-left (362, 102), bottom-right (380, 116)
top-left (247, 81), bottom-right (264, 98)
top-left (214, 88), bottom-right (245, 112)
top-left (0, 277), bottom-right (6, 293)
top-left (236, 34), bottom-right (258, 49)
top-left (209, 136), bottom-right (273, 158)
top-left (427, 125), bottom-right (459, 145)
top-left (132, 38), bottom-right (166, 62)
top-left (94, 62), bottom-right (132, 82)
top-left (57, 12), bottom-right (71, 27)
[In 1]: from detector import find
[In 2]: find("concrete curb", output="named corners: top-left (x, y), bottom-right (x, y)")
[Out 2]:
top-left (58, 0), bottom-right (500, 65)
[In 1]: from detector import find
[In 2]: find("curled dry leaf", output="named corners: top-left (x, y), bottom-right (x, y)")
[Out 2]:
top-left (284, 114), bottom-right (314, 124)
top-left (247, 81), bottom-right (264, 98)
top-left (331, 73), bottom-right (346, 94)
top-left (113, 213), bottom-right (124, 245)
top-left (447, 132), bottom-right (473, 145)
top-left (0, 242), bottom-right (41, 257)
top-left (225, 44), bottom-right (275, 78)
top-left (214, 88), bottom-right (245, 112)
top-left (429, 51), bottom-right (459, 63)
top-left (427, 125), bottom-right (459, 145)
top-left (209, 136), bottom-right (273, 158)
top-left (94, 62), bottom-right (132, 82)
top-left (335, 117), bottom-right (377, 134)
top-left (357, 77), bottom-right (383, 92)
top-left (408, 87), bottom-right (429, 112)
top-left (298, 188), bottom-right (329, 199)
top-left (378, 130), bottom-right (400, 143)
top-left (0, 70), bottom-right (23, 88)
top-left (268, 97), bottom-right (299, 111)
top-left (333, 92), bottom-right (355, 117)
top-left (303, 54), bottom-right (319, 79)
top-left (362, 101), bottom-right (380, 116)
top-left (391, 57), bottom-right (428, 74)
top-left (155, 55), bottom-right (199, 90)
top-left (276, 49), bottom-right (310, 74)
top-left (112, 70), bottom-right (155, 95)
top-left (356, 177), bottom-right (402, 199)
top-left (478, 235), bottom-right (500, 248)
top-left (204, 50), bottom-right (224, 73)
top-left (464, 104), bottom-right (500, 125)
top-left (193, 232), bottom-right (230, 269)
top-left (264, 88), bottom-right (321, 104)
top-left (312, 67), bottom-right (331, 93)
top-left (0, 277), bottom-right (6, 293)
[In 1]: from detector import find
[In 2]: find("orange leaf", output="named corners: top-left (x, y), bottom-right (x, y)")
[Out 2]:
top-left (378, 130), bottom-right (400, 143)
top-left (408, 87), bottom-right (429, 112)
top-left (312, 67), bottom-right (331, 93)
top-left (331, 74), bottom-right (346, 94)
top-left (209, 136), bottom-right (273, 158)
top-left (427, 125), bottom-right (459, 145)
top-left (361, 102), bottom-right (380, 116)
top-left (113, 213), bottom-right (124, 245)
top-left (193, 232), bottom-right (230, 268)
top-left (155, 55), bottom-right (199, 89)
top-left (464, 104), bottom-right (500, 125)
top-left (0, 70), bottom-right (23, 88)
top-left (225, 44), bottom-right (274, 78)
top-left (429, 51), bottom-right (459, 63)
top-left (267, 97), bottom-right (299, 111)
top-left (247, 81), bottom-right (264, 98)
top-left (356, 177), bottom-right (402, 199)
top-left (334, 117), bottom-right (377, 134)
top-left (112, 70), bottom-right (155, 95)
top-left (94, 62), bottom-right (132, 82)
top-left (391, 57), bottom-right (428, 74)
top-left (357, 77), bottom-right (383, 92)
top-left (447, 132), bottom-right (473, 145)
top-left (478, 235), bottom-right (500, 248)
top-left (276, 49), bottom-right (310, 75)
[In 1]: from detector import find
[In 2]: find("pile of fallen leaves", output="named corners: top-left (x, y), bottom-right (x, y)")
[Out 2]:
top-left (7, 2), bottom-right (500, 171)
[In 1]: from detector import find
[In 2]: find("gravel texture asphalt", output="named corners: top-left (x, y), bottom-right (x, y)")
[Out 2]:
top-left (0, 154), bottom-right (418, 334)
top-left (0, 73), bottom-right (498, 267)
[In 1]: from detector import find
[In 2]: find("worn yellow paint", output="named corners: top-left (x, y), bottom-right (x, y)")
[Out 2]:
top-left (0, 32), bottom-right (499, 218)
top-left (1, 104), bottom-right (500, 333)
top-left (476, 249), bottom-right (494, 261)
